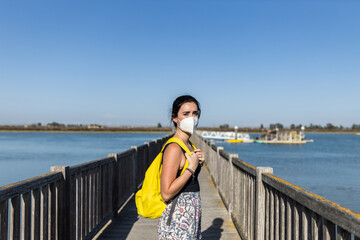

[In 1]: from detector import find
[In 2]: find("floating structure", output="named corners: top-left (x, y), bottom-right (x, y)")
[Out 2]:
top-left (197, 128), bottom-right (253, 143)
top-left (258, 126), bottom-right (313, 144)
top-left (198, 126), bottom-right (313, 144)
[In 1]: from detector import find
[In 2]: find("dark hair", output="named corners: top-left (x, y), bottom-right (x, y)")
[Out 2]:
top-left (171, 95), bottom-right (201, 127)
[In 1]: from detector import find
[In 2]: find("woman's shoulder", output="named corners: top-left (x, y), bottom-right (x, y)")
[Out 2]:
top-left (164, 142), bottom-right (184, 155)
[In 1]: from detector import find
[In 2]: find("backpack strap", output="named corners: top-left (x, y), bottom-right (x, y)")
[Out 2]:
top-left (162, 137), bottom-right (196, 226)
top-left (161, 137), bottom-right (196, 154)
top-left (161, 137), bottom-right (196, 175)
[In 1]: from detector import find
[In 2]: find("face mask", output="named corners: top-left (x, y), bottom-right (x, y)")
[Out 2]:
top-left (178, 117), bottom-right (199, 134)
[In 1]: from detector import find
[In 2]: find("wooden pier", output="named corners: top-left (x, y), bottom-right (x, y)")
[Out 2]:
top-left (97, 167), bottom-right (240, 239)
top-left (1, 134), bottom-right (360, 239)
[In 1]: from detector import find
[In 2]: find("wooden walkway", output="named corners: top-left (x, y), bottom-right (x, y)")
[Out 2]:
top-left (97, 167), bottom-right (241, 239)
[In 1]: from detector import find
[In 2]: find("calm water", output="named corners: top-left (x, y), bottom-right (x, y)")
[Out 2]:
top-left (0, 132), bottom-right (167, 187)
top-left (215, 133), bottom-right (360, 213)
top-left (1, 132), bottom-right (359, 213)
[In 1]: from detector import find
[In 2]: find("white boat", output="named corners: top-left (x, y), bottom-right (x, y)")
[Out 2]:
top-left (197, 131), bottom-right (253, 142)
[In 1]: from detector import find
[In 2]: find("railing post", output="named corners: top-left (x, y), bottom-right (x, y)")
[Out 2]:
top-left (255, 167), bottom-right (273, 240)
top-left (216, 147), bottom-right (224, 187)
top-left (131, 146), bottom-right (138, 191)
top-left (144, 142), bottom-right (150, 167)
top-left (228, 154), bottom-right (238, 219)
top-left (50, 166), bottom-right (71, 240)
top-left (108, 153), bottom-right (119, 214)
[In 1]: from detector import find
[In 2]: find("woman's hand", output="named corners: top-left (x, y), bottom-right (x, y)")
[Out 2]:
top-left (185, 152), bottom-right (199, 170)
top-left (194, 149), bottom-right (205, 166)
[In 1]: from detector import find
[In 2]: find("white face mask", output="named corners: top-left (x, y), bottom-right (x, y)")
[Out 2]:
top-left (178, 117), bottom-right (199, 134)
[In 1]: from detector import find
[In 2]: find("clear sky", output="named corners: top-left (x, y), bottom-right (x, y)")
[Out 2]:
top-left (1, 1), bottom-right (359, 128)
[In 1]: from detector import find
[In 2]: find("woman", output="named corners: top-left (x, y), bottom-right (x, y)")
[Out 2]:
top-left (158, 95), bottom-right (205, 239)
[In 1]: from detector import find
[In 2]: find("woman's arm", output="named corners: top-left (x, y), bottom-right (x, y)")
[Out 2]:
top-left (160, 143), bottom-right (198, 202)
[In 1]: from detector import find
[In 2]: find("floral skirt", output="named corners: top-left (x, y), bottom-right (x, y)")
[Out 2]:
top-left (158, 191), bottom-right (202, 240)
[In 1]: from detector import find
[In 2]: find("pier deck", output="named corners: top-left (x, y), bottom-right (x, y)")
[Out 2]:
top-left (97, 167), bottom-right (241, 240)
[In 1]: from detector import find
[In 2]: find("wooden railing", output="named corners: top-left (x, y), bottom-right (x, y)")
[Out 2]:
top-left (0, 134), bottom-right (172, 240)
top-left (192, 134), bottom-right (360, 240)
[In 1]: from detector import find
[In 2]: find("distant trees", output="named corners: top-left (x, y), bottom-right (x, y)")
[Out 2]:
top-left (290, 124), bottom-right (303, 129)
top-left (219, 124), bottom-right (230, 129)
top-left (267, 123), bottom-right (359, 130)
top-left (325, 123), bottom-right (336, 129)
top-left (157, 123), bottom-right (162, 128)
top-left (47, 122), bottom-right (65, 127)
top-left (269, 123), bottom-right (283, 129)
top-left (307, 123), bottom-right (323, 129)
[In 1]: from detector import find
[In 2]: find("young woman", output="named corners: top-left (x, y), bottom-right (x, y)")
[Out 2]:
top-left (158, 95), bottom-right (205, 239)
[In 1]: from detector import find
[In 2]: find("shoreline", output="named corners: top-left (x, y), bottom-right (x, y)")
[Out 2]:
top-left (0, 128), bottom-right (358, 135)
top-left (0, 130), bottom-right (173, 134)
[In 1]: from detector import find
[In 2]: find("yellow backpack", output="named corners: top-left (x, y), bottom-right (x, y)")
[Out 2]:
top-left (135, 137), bottom-right (196, 219)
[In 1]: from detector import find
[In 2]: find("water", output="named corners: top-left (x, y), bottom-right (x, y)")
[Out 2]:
top-left (214, 133), bottom-right (360, 213)
top-left (0, 132), bottom-right (167, 187)
top-left (1, 132), bottom-right (359, 213)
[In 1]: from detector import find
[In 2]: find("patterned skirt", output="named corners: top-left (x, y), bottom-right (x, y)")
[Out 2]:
top-left (158, 191), bottom-right (202, 240)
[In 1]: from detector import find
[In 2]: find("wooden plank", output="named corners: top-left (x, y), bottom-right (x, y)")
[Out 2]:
top-left (90, 169), bottom-right (94, 231)
top-left (49, 182), bottom-right (57, 240)
top-left (280, 193), bottom-right (285, 240)
top-left (269, 187), bottom-right (274, 240)
top-left (265, 186), bottom-right (270, 240)
top-left (21, 192), bottom-right (31, 240)
top-left (274, 190), bottom-right (279, 240)
top-left (245, 174), bottom-right (250, 238)
top-left (69, 173), bottom-right (76, 240)
top-left (337, 226), bottom-right (351, 240)
top-left (293, 202), bottom-right (300, 240)
top-left (83, 172), bottom-right (88, 237)
top-left (75, 174), bottom-right (80, 240)
top-left (301, 207), bottom-right (309, 240)
top-left (322, 219), bottom-right (335, 240)
top-left (286, 197), bottom-right (292, 240)
top-left (250, 176), bottom-right (255, 240)
top-left (99, 166), bottom-right (103, 224)
top-left (79, 173), bottom-right (83, 240)
top-left (311, 212), bottom-right (321, 240)
top-left (95, 170), bottom-right (100, 227)
top-left (32, 188), bottom-right (40, 240)
top-left (10, 195), bottom-right (20, 240)
top-left (56, 181), bottom-right (62, 240)
top-left (0, 199), bottom-right (8, 240)
top-left (41, 185), bottom-right (49, 240)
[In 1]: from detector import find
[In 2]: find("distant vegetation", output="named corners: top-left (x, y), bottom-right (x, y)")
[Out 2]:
top-left (266, 123), bottom-right (360, 131)
top-left (0, 122), bottom-right (172, 132)
top-left (210, 122), bottom-right (360, 133)
top-left (0, 122), bottom-right (359, 133)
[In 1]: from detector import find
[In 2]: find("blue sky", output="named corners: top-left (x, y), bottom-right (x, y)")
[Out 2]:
top-left (1, 1), bottom-right (359, 128)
